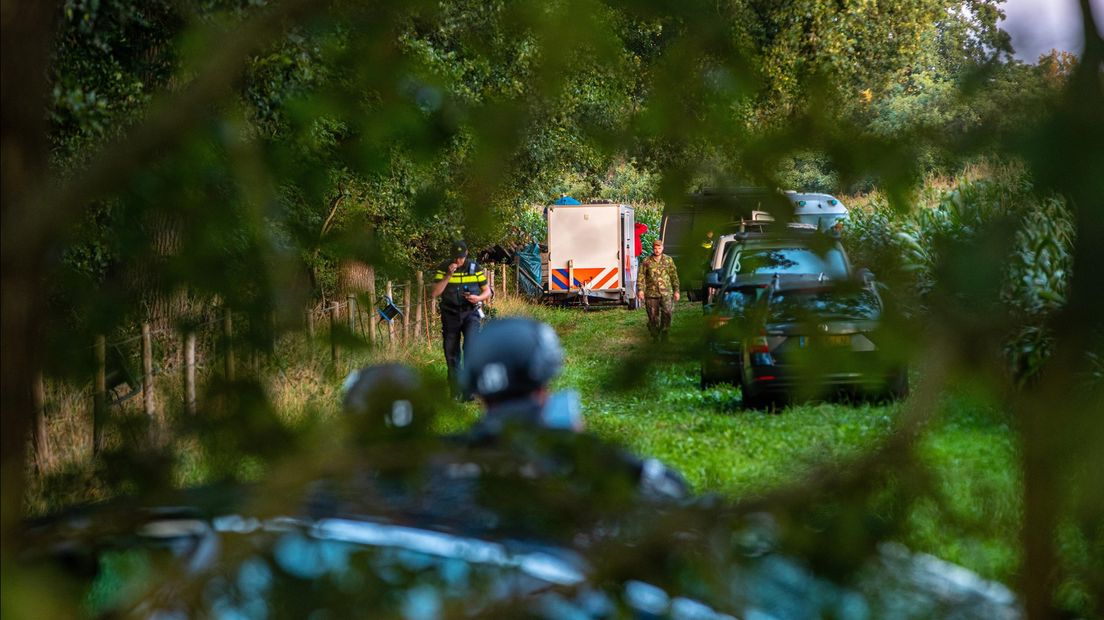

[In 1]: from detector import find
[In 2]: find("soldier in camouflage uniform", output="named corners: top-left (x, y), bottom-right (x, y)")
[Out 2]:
top-left (636, 239), bottom-right (680, 341)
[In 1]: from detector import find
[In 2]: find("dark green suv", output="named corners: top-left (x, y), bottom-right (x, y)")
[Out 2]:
top-left (702, 268), bottom-right (908, 408)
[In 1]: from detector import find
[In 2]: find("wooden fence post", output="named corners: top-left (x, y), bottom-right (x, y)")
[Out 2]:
top-left (347, 294), bottom-right (357, 338)
top-left (425, 284), bottom-right (434, 342)
top-left (184, 331), bottom-right (197, 415)
top-left (402, 281), bottom-right (411, 343)
top-left (33, 370), bottom-right (51, 471)
top-left (267, 309), bottom-right (277, 363)
top-left (365, 267), bottom-right (377, 348)
top-left (93, 335), bottom-right (106, 455)
top-left (329, 301), bottom-right (339, 369)
top-left (501, 262), bottom-right (508, 297)
top-left (385, 281), bottom-right (395, 347)
top-left (488, 264), bottom-right (496, 305)
top-left (223, 309), bottom-right (235, 381)
top-left (355, 297), bottom-right (367, 339)
top-left (415, 272), bottom-right (424, 342)
top-left (142, 323), bottom-right (156, 422)
top-left (306, 307), bottom-right (315, 356)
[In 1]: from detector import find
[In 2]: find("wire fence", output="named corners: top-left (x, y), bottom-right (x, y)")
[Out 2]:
top-left (29, 262), bottom-right (520, 469)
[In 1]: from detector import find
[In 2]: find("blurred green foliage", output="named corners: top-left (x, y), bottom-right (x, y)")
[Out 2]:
top-left (5, 0), bottom-right (1101, 617)
top-left (845, 171), bottom-right (1074, 382)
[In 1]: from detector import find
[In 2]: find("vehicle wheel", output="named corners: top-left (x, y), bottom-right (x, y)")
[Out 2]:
top-left (742, 391), bottom-right (773, 411)
top-left (883, 367), bottom-right (909, 401)
top-left (739, 379), bottom-right (766, 409)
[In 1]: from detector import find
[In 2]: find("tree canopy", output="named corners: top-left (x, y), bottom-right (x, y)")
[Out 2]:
top-left (2, 0), bottom-right (1102, 617)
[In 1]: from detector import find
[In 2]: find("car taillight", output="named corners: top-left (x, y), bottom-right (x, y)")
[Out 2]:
top-left (706, 315), bottom-right (732, 329)
top-left (749, 335), bottom-right (770, 353)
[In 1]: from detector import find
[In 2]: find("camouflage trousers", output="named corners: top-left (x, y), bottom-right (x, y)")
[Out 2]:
top-left (644, 296), bottom-right (674, 338)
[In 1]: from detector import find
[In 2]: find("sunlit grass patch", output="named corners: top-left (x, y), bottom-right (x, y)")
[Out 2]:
top-left (488, 300), bottom-right (1020, 585)
top-left (907, 387), bottom-right (1021, 583)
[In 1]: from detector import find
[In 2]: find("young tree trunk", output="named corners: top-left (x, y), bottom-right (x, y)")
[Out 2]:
top-left (402, 281), bottom-right (411, 343)
top-left (223, 310), bottom-right (235, 381)
top-left (93, 335), bottom-right (107, 455)
top-left (414, 271), bottom-right (424, 340)
top-left (184, 331), bottom-right (196, 415)
top-left (32, 372), bottom-right (50, 472)
top-left (142, 323), bottom-right (157, 422)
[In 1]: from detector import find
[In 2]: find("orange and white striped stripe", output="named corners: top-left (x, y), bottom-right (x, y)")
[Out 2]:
top-left (549, 266), bottom-right (621, 291)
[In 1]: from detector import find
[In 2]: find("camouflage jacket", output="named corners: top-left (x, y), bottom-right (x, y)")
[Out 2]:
top-left (639, 254), bottom-right (680, 298)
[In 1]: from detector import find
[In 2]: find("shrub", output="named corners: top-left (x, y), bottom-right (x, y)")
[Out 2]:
top-left (845, 174), bottom-right (1073, 383)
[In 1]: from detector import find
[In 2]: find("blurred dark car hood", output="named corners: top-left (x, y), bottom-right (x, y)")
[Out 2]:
top-left (18, 482), bottom-right (1020, 620)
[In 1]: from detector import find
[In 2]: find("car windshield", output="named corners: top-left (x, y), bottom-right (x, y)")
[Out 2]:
top-left (729, 247), bottom-right (848, 278)
top-left (769, 288), bottom-right (881, 322)
top-left (720, 286), bottom-right (770, 314)
top-left (662, 214), bottom-right (694, 250)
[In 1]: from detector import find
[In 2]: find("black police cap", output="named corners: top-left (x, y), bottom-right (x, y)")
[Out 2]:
top-left (461, 318), bottom-right (563, 398)
top-left (451, 240), bottom-right (468, 260)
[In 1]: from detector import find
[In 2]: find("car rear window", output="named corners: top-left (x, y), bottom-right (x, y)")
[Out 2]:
top-left (730, 247), bottom-right (848, 278)
top-left (769, 288), bottom-right (881, 322)
top-left (720, 286), bottom-right (770, 313)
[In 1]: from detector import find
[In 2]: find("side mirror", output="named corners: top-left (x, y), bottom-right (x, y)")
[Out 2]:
top-left (704, 270), bottom-right (722, 289)
top-left (858, 268), bottom-right (875, 284)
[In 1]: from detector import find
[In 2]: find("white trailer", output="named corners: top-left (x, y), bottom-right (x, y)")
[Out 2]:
top-left (544, 203), bottom-right (635, 305)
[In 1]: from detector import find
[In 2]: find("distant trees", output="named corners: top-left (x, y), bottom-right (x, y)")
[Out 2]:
top-left (43, 1), bottom-right (1053, 307)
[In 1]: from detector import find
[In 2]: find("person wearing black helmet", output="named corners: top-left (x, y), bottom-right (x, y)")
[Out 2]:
top-left (460, 317), bottom-right (582, 435)
top-left (460, 317), bottom-right (688, 500)
top-left (305, 364), bottom-right (437, 519)
top-left (341, 363), bottom-right (434, 444)
top-left (430, 240), bottom-right (491, 394)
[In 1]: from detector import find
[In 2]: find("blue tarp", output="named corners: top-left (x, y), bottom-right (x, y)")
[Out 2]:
top-left (517, 242), bottom-right (543, 297)
top-left (553, 196), bottom-right (581, 205)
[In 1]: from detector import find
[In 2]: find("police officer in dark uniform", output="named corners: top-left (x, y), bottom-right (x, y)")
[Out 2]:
top-left (460, 317), bottom-right (689, 500)
top-left (430, 240), bottom-right (491, 392)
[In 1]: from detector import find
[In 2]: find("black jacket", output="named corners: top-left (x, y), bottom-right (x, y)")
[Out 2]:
top-left (434, 259), bottom-right (487, 314)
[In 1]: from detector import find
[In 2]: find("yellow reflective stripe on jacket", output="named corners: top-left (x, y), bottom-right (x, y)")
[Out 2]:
top-left (452, 273), bottom-right (486, 284)
top-left (433, 272), bottom-right (486, 284)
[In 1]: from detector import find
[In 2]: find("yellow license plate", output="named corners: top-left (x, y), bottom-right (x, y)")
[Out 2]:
top-left (824, 335), bottom-right (850, 347)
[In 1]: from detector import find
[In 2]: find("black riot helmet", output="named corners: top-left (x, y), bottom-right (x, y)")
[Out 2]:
top-left (341, 364), bottom-right (431, 442)
top-left (461, 318), bottom-right (564, 400)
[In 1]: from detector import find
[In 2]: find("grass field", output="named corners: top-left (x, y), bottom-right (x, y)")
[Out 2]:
top-left (464, 297), bottom-right (1022, 585)
top-left (26, 294), bottom-right (1022, 587)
